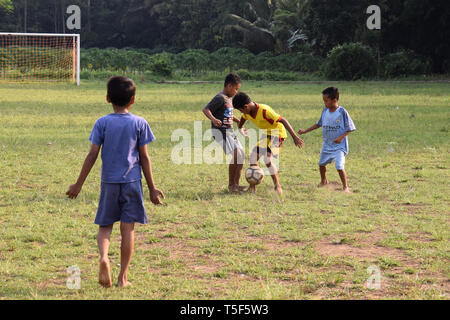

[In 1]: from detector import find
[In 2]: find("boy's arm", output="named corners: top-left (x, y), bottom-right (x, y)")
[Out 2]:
top-left (334, 110), bottom-right (356, 143)
top-left (279, 117), bottom-right (304, 148)
top-left (202, 107), bottom-right (222, 127)
top-left (66, 144), bottom-right (100, 199)
top-left (333, 131), bottom-right (351, 144)
top-left (139, 144), bottom-right (165, 205)
top-left (237, 117), bottom-right (248, 137)
top-left (298, 124), bottom-right (320, 135)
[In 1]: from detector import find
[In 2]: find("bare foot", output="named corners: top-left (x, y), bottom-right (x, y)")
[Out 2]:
top-left (247, 184), bottom-right (256, 193)
top-left (117, 274), bottom-right (132, 288)
top-left (343, 187), bottom-right (351, 194)
top-left (99, 258), bottom-right (112, 288)
top-left (317, 181), bottom-right (328, 188)
top-left (229, 185), bottom-right (245, 193)
top-left (274, 185), bottom-right (283, 196)
top-left (117, 280), bottom-right (132, 288)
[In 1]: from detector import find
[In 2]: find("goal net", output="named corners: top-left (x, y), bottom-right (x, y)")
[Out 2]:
top-left (0, 33), bottom-right (80, 85)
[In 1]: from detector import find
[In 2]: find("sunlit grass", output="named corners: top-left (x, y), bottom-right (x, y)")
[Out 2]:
top-left (0, 80), bottom-right (448, 299)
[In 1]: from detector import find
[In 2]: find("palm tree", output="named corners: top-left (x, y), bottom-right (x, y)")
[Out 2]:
top-left (221, 0), bottom-right (277, 53)
top-left (272, 0), bottom-right (309, 53)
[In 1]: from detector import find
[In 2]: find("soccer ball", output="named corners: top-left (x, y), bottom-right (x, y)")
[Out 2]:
top-left (245, 166), bottom-right (264, 185)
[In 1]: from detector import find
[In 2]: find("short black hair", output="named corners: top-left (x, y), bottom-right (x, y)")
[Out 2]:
top-left (107, 76), bottom-right (136, 107)
top-left (232, 92), bottom-right (251, 110)
top-left (322, 87), bottom-right (339, 100)
top-left (224, 73), bottom-right (241, 87)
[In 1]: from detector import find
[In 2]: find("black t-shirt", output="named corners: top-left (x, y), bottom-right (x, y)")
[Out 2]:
top-left (205, 91), bottom-right (234, 130)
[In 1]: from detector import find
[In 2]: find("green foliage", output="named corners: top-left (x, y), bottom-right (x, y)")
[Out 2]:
top-left (381, 51), bottom-right (431, 78)
top-left (0, 0), bottom-right (13, 12)
top-left (172, 49), bottom-right (211, 72)
top-left (81, 48), bottom-right (154, 71)
top-left (1, 0), bottom-right (448, 73)
top-left (272, 53), bottom-right (324, 73)
top-left (235, 69), bottom-right (306, 81)
top-left (149, 53), bottom-right (174, 77)
top-left (79, 47), bottom-right (323, 75)
top-left (323, 43), bottom-right (377, 80)
top-left (210, 47), bottom-right (254, 71)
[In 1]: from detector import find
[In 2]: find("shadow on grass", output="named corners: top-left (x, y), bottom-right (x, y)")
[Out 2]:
top-left (169, 188), bottom-right (243, 201)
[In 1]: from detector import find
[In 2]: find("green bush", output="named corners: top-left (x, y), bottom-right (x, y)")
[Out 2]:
top-left (235, 69), bottom-right (303, 81)
top-left (251, 52), bottom-right (274, 70)
top-left (81, 48), bottom-right (153, 71)
top-left (290, 53), bottom-right (324, 73)
top-left (149, 53), bottom-right (173, 77)
top-left (172, 49), bottom-right (210, 72)
top-left (323, 43), bottom-right (377, 80)
top-left (382, 51), bottom-right (431, 77)
top-left (210, 47), bottom-right (253, 71)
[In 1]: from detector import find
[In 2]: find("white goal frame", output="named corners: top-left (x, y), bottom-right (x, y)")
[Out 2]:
top-left (0, 32), bottom-right (81, 86)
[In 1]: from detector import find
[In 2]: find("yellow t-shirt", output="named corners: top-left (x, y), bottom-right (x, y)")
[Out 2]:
top-left (242, 103), bottom-right (287, 139)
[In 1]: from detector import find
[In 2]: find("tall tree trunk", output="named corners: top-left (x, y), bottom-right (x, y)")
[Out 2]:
top-left (88, 0), bottom-right (91, 32)
top-left (61, 0), bottom-right (65, 33)
top-left (24, 0), bottom-right (27, 32)
top-left (54, 0), bottom-right (58, 33)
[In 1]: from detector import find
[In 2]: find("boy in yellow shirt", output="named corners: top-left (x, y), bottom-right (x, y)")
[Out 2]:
top-left (233, 92), bottom-right (304, 195)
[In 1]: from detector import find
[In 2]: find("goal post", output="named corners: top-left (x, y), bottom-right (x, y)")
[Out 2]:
top-left (0, 32), bottom-right (81, 85)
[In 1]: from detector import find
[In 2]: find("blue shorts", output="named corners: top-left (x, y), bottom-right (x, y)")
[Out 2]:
top-left (319, 150), bottom-right (346, 170)
top-left (95, 181), bottom-right (148, 226)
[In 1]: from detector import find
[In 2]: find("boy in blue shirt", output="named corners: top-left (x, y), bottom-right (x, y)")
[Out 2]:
top-left (66, 76), bottom-right (165, 288)
top-left (298, 87), bottom-right (356, 193)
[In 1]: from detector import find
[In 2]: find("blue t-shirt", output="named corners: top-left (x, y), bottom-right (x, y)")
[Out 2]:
top-left (316, 106), bottom-right (356, 155)
top-left (89, 113), bottom-right (155, 183)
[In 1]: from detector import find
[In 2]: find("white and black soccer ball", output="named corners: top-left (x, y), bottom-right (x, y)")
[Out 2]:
top-left (245, 166), bottom-right (264, 185)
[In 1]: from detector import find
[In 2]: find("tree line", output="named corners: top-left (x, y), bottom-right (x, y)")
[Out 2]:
top-left (0, 0), bottom-right (449, 73)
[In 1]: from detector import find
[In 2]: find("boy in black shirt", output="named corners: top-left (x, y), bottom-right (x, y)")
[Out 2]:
top-left (202, 73), bottom-right (245, 192)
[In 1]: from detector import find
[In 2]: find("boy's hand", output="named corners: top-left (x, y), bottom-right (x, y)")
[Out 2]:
top-left (150, 188), bottom-right (165, 205)
top-left (239, 127), bottom-right (248, 137)
top-left (66, 184), bottom-right (82, 199)
top-left (298, 129), bottom-right (307, 135)
top-left (333, 137), bottom-right (344, 144)
top-left (212, 118), bottom-right (222, 127)
top-left (293, 135), bottom-right (304, 148)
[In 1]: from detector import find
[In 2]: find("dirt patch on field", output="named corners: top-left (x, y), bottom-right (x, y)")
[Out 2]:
top-left (314, 231), bottom-right (420, 267)
top-left (313, 231), bottom-right (449, 299)
top-left (138, 234), bottom-right (224, 277)
top-left (316, 240), bottom-right (402, 260)
top-left (244, 235), bottom-right (306, 251)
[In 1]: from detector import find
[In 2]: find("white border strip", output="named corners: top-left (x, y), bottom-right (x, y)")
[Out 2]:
top-left (0, 32), bottom-right (80, 37)
top-left (76, 34), bottom-right (80, 86)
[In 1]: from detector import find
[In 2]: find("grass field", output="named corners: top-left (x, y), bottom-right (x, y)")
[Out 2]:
top-left (0, 80), bottom-right (448, 300)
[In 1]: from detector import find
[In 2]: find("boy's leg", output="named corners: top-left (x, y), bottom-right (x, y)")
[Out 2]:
top-left (319, 166), bottom-right (328, 187)
top-left (263, 151), bottom-right (282, 195)
top-left (229, 147), bottom-right (245, 192)
top-left (247, 147), bottom-right (261, 193)
top-left (118, 222), bottom-right (135, 287)
top-left (318, 151), bottom-right (331, 187)
top-left (335, 152), bottom-right (349, 193)
top-left (97, 224), bottom-right (113, 287)
top-left (337, 169), bottom-right (350, 193)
